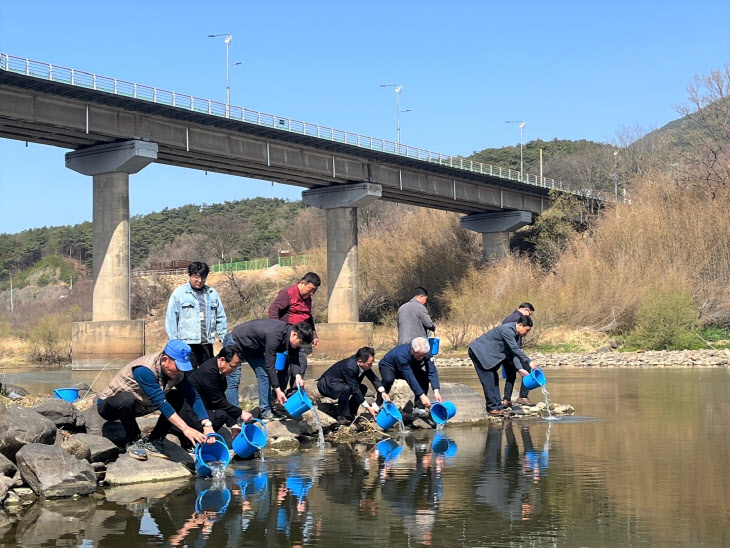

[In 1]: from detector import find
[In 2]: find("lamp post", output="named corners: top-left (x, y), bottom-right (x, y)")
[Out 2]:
top-left (611, 149), bottom-right (619, 200)
top-left (208, 34), bottom-right (241, 115)
top-left (380, 84), bottom-right (409, 148)
top-left (505, 120), bottom-right (526, 178)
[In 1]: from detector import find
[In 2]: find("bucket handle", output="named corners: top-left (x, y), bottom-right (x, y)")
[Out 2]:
top-left (195, 432), bottom-right (229, 465)
top-left (250, 418), bottom-right (268, 441)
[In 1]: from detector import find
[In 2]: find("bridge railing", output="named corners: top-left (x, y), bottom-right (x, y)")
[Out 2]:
top-left (1, 52), bottom-right (577, 195)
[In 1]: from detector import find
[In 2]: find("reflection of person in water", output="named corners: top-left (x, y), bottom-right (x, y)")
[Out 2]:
top-left (475, 421), bottom-right (544, 522)
top-left (169, 511), bottom-right (218, 546)
top-left (380, 439), bottom-right (443, 546)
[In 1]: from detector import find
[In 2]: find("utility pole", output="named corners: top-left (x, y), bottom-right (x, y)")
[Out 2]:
top-left (539, 148), bottom-right (543, 180)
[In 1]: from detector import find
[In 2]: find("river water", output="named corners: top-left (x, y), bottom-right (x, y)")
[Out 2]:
top-left (0, 367), bottom-right (727, 546)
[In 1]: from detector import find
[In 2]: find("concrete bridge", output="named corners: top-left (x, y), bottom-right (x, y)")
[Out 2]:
top-left (0, 53), bottom-right (581, 367)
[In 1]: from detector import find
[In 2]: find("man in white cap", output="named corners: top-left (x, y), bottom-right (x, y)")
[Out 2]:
top-left (97, 339), bottom-right (213, 460)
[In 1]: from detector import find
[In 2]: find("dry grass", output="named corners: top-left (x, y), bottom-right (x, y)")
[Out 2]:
top-left (0, 336), bottom-right (29, 367)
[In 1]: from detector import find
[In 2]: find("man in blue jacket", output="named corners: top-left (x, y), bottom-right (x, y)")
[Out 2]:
top-left (468, 315), bottom-right (539, 417)
top-left (227, 319), bottom-right (314, 420)
top-left (317, 347), bottom-right (391, 425)
top-left (165, 262), bottom-right (228, 370)
top-left (378, 337), bottom-right (442, 416)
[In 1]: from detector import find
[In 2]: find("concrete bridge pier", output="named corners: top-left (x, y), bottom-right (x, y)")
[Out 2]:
top-left (302, 183), bottom-right (382, 358)
top-left (65, 140), bottom-right (158, 369)
top-left (460, 210), bottom-right (533, 261)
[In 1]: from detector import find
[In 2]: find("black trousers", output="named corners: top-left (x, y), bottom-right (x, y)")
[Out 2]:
top-left (379, 365), bottom-right (430, 409)
top-left (97, 392), bottom-right (142, 444)
top-left (189, 343), bottom-right (214, 370)
top-left (469, 348), bottom-right (503, 412)
top-left (317, 378), bottom-right (367, 419)
top-left (503, 358), bottom-right (530, 400)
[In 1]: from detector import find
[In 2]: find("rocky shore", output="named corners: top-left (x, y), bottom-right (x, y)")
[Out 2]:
top-left (433, 348), bottom-right (730, 368)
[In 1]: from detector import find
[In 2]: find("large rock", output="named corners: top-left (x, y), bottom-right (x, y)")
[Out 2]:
top-left (298, 407), bottom-right (337, 436)
top-left (265, 419), bottom-right (302, 439)
top-left (0, 406), bottom-right (57, 461)
top-left (30, 399), bottom-right (86, 431)
top-left (63, 434), bottom-right (119, 463)
top-left (389, 379), bottom-right (417, 411)
top-left (105, 454), bottom-right (192, 485)
top-left (430, 382), bottom-right (488, 423)
top-left (0, 453), bottom-right (17, 477)
top-left (1, 383), bottom-right (28, 399)
top-left (15, 444), bottom-right (96, 498)
top-left (80, 404), bottom-right (105, 436)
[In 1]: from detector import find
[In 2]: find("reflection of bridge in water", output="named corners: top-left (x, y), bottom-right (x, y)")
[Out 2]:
top-left (0, 53), bottom-right (583, 367)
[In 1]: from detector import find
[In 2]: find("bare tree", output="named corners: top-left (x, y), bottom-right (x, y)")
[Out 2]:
top-left (674, 64), bottom-right (730, 199)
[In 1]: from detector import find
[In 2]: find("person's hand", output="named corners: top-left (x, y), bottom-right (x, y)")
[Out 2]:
top-left (368, 407), bottom-right (378, 420)
top-left (382, 392), bottom-right (391, 404)
top-left (203, 425), bottom-right (215, 443)
top-left (241, 411), bottom-right (253, 423)
top-left (184, 426), bottom-right (207, 446)
top-left (433, 389), bottom-right (442, 403)
top-left (312, 337), bottom-right (319, 348)
top-left (518, 369), bottom-right (530, 378)
top-left (529, 361), bottom-right (538, 370)
top-left (275, 388), bottom-right (288, 405)
top-left (419, 394), bottom-right (431, 408)
top-left (294, 374), bottom-right (305, 388)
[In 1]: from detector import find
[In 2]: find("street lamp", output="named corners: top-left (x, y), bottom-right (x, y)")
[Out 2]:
top-left (380, 84), bottom-right (409, 148)
top-left (505, 120), bottom-right (526, 177)
top-left (208, 33), bottom-right (241, 115)
top-left (611, 149), bottom-right (619, 200)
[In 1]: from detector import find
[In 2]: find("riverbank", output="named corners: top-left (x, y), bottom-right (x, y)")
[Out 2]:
top-left (431, 348), bottom-right (730, 368)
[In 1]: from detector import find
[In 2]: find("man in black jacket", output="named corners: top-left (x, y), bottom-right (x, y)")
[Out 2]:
top-left (227, 319), bottom-right (314, 420)
top-left (160, 345), bottom-right (253, 450)
top-left (317, 347), bottom-right (391, 425)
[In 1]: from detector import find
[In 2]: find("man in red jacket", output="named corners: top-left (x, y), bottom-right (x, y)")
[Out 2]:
top-left (268, 272), bottom-right (321, 392)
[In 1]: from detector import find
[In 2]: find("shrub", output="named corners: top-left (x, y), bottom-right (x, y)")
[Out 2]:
top-left (628, 288), bottom-right (700, 350)
top-left (28, 313), bottom-right (72, 364)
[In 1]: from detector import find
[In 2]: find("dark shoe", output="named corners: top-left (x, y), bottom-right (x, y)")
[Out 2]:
top-left (143, 437), bottom-right (170, 460)
top-left (260, 410), bottom-right (275, 421)
top-left (515, 397), bottom-right (532, 406)
top-left (488, 409), bottom-right (510, 418)
top-left (127, 438), bottom-right (148, 461)
top-left (412, 408), bottom-right (428, 418)
top-left (502, 399), bottom-right (513, 408)
top-left (337, 416), bottom-right (351, 426)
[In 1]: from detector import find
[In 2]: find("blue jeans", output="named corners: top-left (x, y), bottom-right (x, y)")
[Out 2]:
top-left (243, 355), bottom-right (273, 413)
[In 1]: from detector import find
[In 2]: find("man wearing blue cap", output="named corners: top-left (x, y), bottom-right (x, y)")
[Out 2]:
top-left (97, 339), bottom-right (213, 460)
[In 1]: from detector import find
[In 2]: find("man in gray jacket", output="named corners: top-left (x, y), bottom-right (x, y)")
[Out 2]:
top-left (397, 287), bottom-right (436, 345)
top-left (468, 315), bottom-right (538, 417)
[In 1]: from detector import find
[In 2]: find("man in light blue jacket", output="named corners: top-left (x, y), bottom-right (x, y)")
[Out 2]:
top-left (165, 262), bottom-right (228, 370)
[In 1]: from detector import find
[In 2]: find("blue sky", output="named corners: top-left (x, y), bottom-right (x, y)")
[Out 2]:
top-left (0, 0), bottom-right (728, 233)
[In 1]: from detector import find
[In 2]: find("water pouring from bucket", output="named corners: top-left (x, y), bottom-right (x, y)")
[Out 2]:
top-left (284, 385), bottom-right (313, 418)
top-left (194, 433), bottom-right (231, 477)
top-left (232, 419), bottom-right (268, 459)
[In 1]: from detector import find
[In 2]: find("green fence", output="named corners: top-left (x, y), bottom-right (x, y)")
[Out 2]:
top-left (211, 255), bottom-right (306, 273)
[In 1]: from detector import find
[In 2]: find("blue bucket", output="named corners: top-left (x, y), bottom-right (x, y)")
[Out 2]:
top-left (54, 388), bottom-right (80, 403)
top-left (525, 449), bottom-right (549, 474)
top-left (234, 468), bottom-right (269, 496)
top-left (194, 433), bottom-right (231, 477)
top-left (286, 476), bottom-right (314, 500)
top-left (431, 434), bottom-right (458, 458)
top-left (376, 439), bottom-right (403, 462)
top-left (195, 486), bottom-right (232, 516)
top-left (375, 402), bottom-right (402, 430)
top-left (428, 337), bottom-right (440, 356)
top-left (232, 419), bottom-right (268, 459)
top-left (284, 386), bottom-right (313, 418)
top-left (430, 401), bottom-right (457, 424)
top-left (275, 351), bottom-right (288, 371)
top-left (522, 369), bottom-right (546, 391)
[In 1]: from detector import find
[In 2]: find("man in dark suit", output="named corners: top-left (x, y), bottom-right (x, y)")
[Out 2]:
top-left (163, 345), bottom-right (254, 450)
top-left (468, 315), bottom-right (538, 417)
top-left (317, 347), bottom-right (391, 425)
top-left (501, 302), bottom-right (535, 406)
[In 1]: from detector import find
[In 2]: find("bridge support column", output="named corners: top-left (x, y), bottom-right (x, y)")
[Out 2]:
top-left (460, 211), bottom-right (533, 261)
top-left (65, 140), bottom-right (158, 369)
top-left (302, 183), bottom-right (381, 358)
